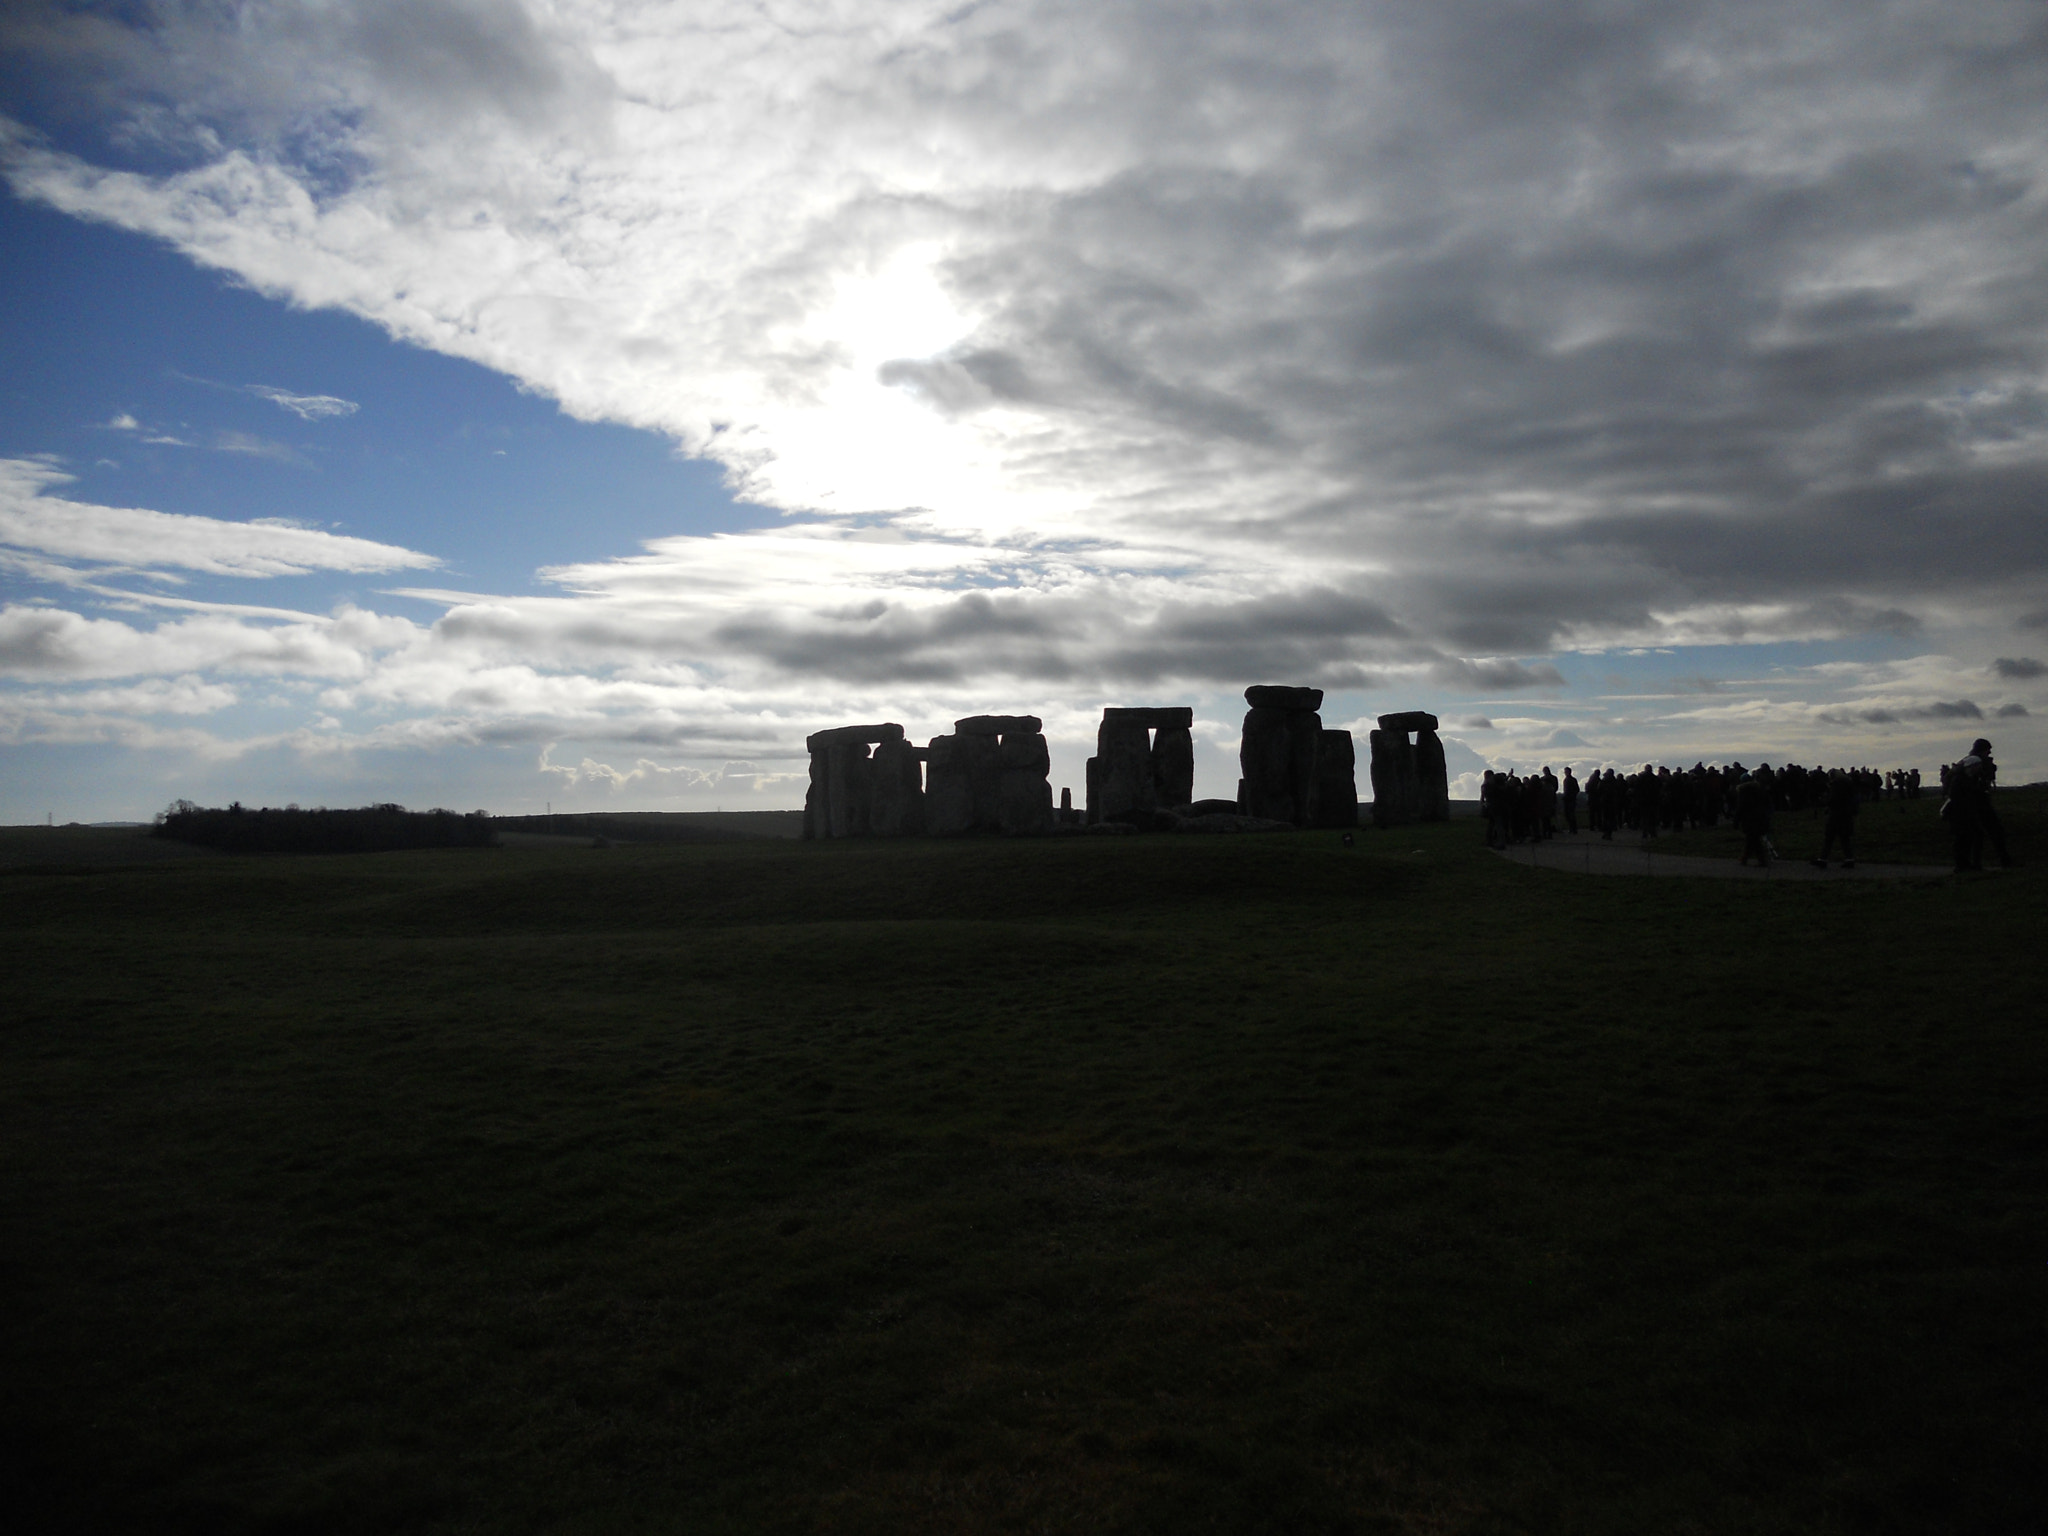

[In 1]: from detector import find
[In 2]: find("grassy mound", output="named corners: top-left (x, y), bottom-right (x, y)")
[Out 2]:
top-left (3, 821), bottom-right (2042, 1533)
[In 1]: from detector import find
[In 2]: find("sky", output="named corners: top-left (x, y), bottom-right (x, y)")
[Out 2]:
top-left (1, 0), bottom-right (2044, 823)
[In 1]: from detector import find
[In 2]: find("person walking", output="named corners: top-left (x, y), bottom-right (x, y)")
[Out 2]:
top-left (1811, 767), bottom-right (1859, 869)
top-left (1945, 738), bottom-right (2013, 870)
top-left (1734, 770), bottom-right (1773, 867)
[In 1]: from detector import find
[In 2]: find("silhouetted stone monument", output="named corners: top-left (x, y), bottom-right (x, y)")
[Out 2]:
top-left (927, 715), bottom-right (1054, 835)
top-left (1085, 707), bottom-right (1196, 824)
top-left (804, 723), bottom-right (921, 839)
top-left (1368, 710), bottom-right (1448, 827)
top-left (1236, 686), bottom-right (1355, 827)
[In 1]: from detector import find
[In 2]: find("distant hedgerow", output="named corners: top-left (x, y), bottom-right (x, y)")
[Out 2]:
top-left (153, 801), bottom-right (496, 854)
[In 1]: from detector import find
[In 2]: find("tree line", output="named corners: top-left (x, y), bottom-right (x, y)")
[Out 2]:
top-left (153, 801), bottom-right (496, 854)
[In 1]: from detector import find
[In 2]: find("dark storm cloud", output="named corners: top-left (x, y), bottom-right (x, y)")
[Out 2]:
top-left (1818, 699), bottom-right (1987, 726)
top-left (0, 0), bottom-right (601, 160)
top-left (1994, 657), bottom-right (2045, 679)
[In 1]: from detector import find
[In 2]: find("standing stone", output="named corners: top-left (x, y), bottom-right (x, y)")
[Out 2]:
top-left (955, 728), bottom-right (1004, 831)
top-left (1414, 729), bottom-right (1450, 822)
top-left (1369, 729), bottom-right (1418, 828)
top-left (1237, 687), bottom-right (1329, 827)
top-left (1085, 756), bottom-right (1102, 823)
top-left (803, 753), bottom-right (826, 840)
top-left (1313, 730), bottom-right (1358, 828)
top-left (925, 734), bottom-right (975, 836)
top-left (1152, 725), bottom-right (1195, 809)
top-left (803, 723), bottom-right (904, 839)
top-left (1287, 710), bottom-right (1324, 826)
top-left (834, 737), bottom-right (874, 838)
top-left (1240, 705), bottom-right (1303, 822)
top-left (998, 731), bottom-right (1055, 835)
top-left (1096, 717), bottom-right (1154, 822)
top-left (869, 737), bottom-right (926, 836)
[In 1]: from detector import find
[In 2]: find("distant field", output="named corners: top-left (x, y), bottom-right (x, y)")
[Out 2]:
top-left (491, 809), bottom-right (806, 843)
top-left (0, 823), bottom-right (221, 869)
top-left (3, 807), bottom-right (2043, 1533)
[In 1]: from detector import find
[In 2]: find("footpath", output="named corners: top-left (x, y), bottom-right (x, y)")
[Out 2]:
top-left (1491, 834), bottom-right (1951, 881)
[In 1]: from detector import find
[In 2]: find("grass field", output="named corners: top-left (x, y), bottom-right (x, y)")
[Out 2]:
top-left (4, 795), bottom-right (2045, 1534)
top-left (1645, 785), bottom-right (2039, 868)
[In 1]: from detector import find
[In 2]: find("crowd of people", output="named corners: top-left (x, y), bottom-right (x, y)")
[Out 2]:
top-left (1477, 739), bottom-right (2010, 871)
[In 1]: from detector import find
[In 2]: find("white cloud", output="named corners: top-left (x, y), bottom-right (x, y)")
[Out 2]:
top-left (248, 385), bottom-right (359, 420)
top-left (7, 675), bottom-right (239, 715)
top-left (0, 602), bottom-right (421, 682)
top-left (0, 458), bottom-right (435, 577)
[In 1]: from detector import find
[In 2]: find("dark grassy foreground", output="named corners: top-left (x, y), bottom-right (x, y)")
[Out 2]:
top-left (3, 807), bottom-right (2045, 1535)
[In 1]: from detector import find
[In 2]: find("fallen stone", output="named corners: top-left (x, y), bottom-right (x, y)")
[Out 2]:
top-left (1187, 798), bottom-right (1240, 817)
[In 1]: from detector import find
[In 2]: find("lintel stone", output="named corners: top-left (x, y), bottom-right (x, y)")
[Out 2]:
top-left (1244, 685), bottom-right (1324, 711)
top-left (1101, 706), bottom-right (1194, 728)
top-left (1376, 710), bottom-right (1439, 733)
top-left (805, 722), bottom-right (905, 753)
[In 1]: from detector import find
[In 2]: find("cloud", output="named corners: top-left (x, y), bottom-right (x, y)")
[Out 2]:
top-left (103, 412), bottom-right (139, 431)
top-left (7, 675), bottom-right (238, 716)
top-left (1430, 657), bottom-right (1566, 692)
top-left (1996, 702), bottom-right (2029, 717)
top-left (1993, 656), bottom-right (2045, 679)
top-left (1458, 716), bottom-right (1493, 730)
top-left (0, 458), bottom-right (434, 577)
top-left (248, 386), bottom-right (358, 421)
top-left (1815, 698), bottom-right (1985, 726)
top-left (537, 749), bottom-right (802, 793)
top-left (1, 1), bottom-right (2047, 791)
top-left (0, 602), bottom-right (419, 682)
top-left (2, 0), bottom-right (2044, 680)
